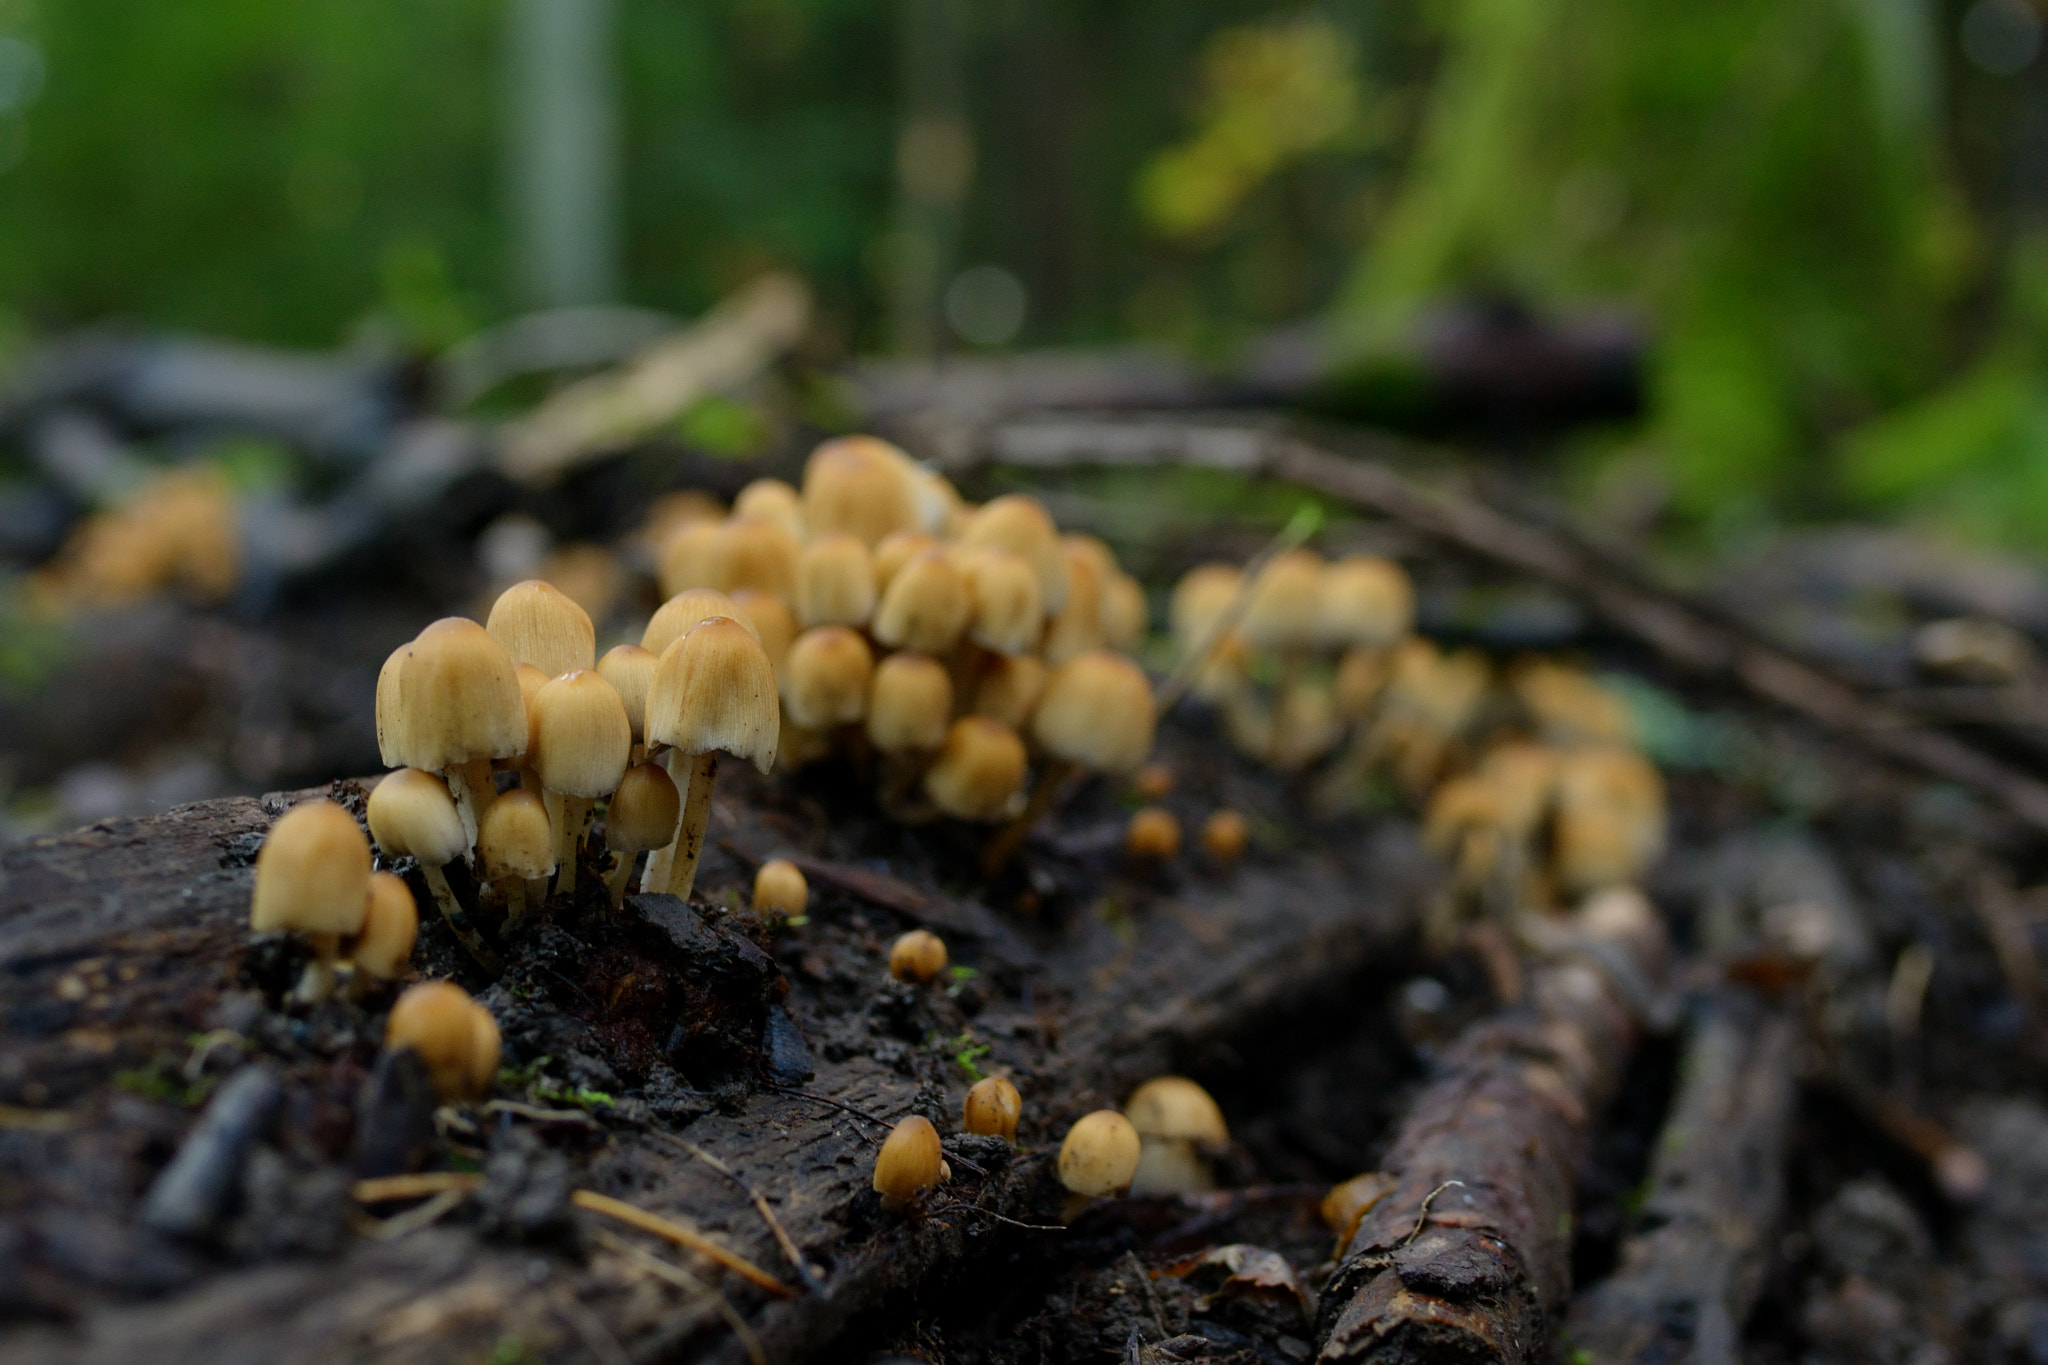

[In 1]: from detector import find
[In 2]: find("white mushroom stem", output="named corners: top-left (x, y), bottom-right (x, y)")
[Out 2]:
top-left (420, 862), bottom-right (503, 973)
top-left (662, 751), bottom-right (719, 902)
top-left (552, 795), bottom-right (595, 893)
top-left (292, 933), bottom-right (342, 1004)
top-left (501, 877), bottom-right (529, 923)
top-left (446, 757), bottom-right (497, 851)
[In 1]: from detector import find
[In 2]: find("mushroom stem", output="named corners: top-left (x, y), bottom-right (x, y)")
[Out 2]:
top-left (555, 796), bottom-right (594, 892)
top-left (662, 751), bottom-right (719, 902)
top-left (606, 850), bottom-right (642, 910)
top-left (446, 757), bottom-right (497, 851)
top-left (421, 862), bottom-right (504, 973)
top-left (502, 877), bottom-right (528, 923)
top-left (293, 933), bottom-right (342, 1004)
top-left (523, 876), bottom-right (549, 916)
top-left (982, 757), bottom-right (1074, 877)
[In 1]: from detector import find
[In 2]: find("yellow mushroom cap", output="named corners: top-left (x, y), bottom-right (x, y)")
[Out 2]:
top-left (963, 1076), bottom-right (1022, 1143)
top-left (596, 643), bottom-right (659, 744)
top-left (970, 653), bottom-right (1047, 731)
top-left (872, 1114), bottom-right (944, 1210)
top-left (1101, 573), bottom-right (1148, 652)
top-left (657, 518), bottom-right (722, 599)
top-left (888, 929), bottom-right (948, 983)
top-left (925, 717), bottom-right (1028, 822)
top-left (1170, 563), bottom-right (1242, 653)
top-left (391, 617), bottom-right (528, 772)
top-left (643, 587), bottom-right (762, 657)
top-left (730, 589), bottom-right (798, 674)
top-left (375, 640), bottom-right (411, 768)
top-left (606, 762), bottom-right (681, 854)
top-left (1125, 807), bottom-right (1182, 860)
top-left (1475, 742), bottom-right (1559, 838)
top-left (1032, 651), bottom-right (1157, 774)
top-left (802, 436), bottom-right (920, 548)
top-left (1317, 556), bottom-right (1413, 649)
top-left (1513, 659), bottom-right (1634, 748)
top-left (871, 547), bottom-right (971, 656)
top-left (781, 625), bottom-right (874, 730)
top-left (353, 872), bottom-right (419, 981)
top-left (486, 579), bottom-right (597, 679)
top-left (752, 859), bottom-right (809, 917)
top-left (1057, 1110), bottom-right (1142, 1197)
top-left (873, 531), bottom-right (937, 593)
top-left (1553, 747), bottom-right (1665, 893)
top-left (512, 663), bottom-right (548, 763)
top-left (1382, 638), bottom-right (1492, 736)
top-left (467, 1004), bottom-right (502, 1097)
top-left (366, 768), bottom-right (469, 868)
top-left (1125, 1076), bottom-right (1228, 1144)
top-left (795, 533), bottom-right (879, 629)
top-left (478, 788), bottom-right (555, 881)
top-left (646, 617), bottom-right (780, 770)
top-left (386, 981), bottom-right (495, 1103)
top-left (960, 547), bottom-right (1044, 656)
top-left (1041, 537), bottom-right (1105, 665)
top-left (1201, 810), bottom-right (1249, 863)
top-left (959, 494), bottom-right (1068, 614)
top-left (710, 515), bottom-right (801, 600)
top-left (732, 477), bottom-right (806, 541)
top-left (251, 799), bottom-right (374, 936)
top-left (867, 652), bottom-right (953, 754)
top-left (1240, 549), bottom-right (1326, 652)
top-left (531, 670), bottom-right (632, 798)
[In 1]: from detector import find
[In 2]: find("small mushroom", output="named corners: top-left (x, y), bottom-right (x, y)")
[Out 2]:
top-left (478, 788), bottom-right (555, 921)
top-left (250, 799), bottom-right (372, 1002)
top-left (732, 477), bottom-right (806, 541)
top-left (730, 588), bottom-right (798, 675)
top-left (1100, 572), bottom-right (1148, 651)
top-left (962, 1076), bottom-right (1022, 1143)
top-left (1239, 548), bottom-right (1325, 657)
top-left (958, 546), bottom-right (1043, 656)
top-left (1125, 1076), bottom-right (1228, 1195)
top-left (603, 761), bottom-right (682, 908)
top-left (888, 929), bottom-right (948, 984)
top-left (958, 494), bottom-right (1068, 614)
top-left (1200, 809), bottom-right (1248, 864)
top-left (873, 530), bottom-right (937, 593)
top-left (366, 768), bottom-right (498, 969)
top-left (387, 618), bottom-right (528, 848)
top-left (794, 533), bottom-right (879, 628)
top-left (925, 717), bottom-right (1028, 822)
top-left (752, 859), bottom-right (808, 918)
top-left (986, 649), bottom-right (1156, 873)
top-left (1132, 763), bottom-right (1174, 801)
top-left (486, 578), bottom-right (596, 679)
top-left (1315, 555), bottom-right (1412, 651)
top-left (1041, 535), bottom-right (1105, 664)
top-left (867, 652), bottom-right (952, 810)
top-left (781, 626), bottom-right (874, 731)
top-left (968, 652), bottom-right (1047, 731)
top-left (642, 587), bottom-right (762, 657)
top-left (1125, 807), bottom-right (1182, 862)
top-left (871, 1114), bottom-right (944, 1212)
top-left (385, 981), bottom-right (501, 1104)
top-left (1057, 1110), bottom-right (1141, 1199)
top-left (709, 515), bottom-right (801, 600)
top-left (508, 662), bottom-right (549, 793)
top-left (644, 616), bottom-right (779, 901)
top-left (1553, 747), bottom-right (1665, 894)
top-left (656, 518), bottom-right (722, 598)
top-left (348, 871), bottom-right (419, 997)
top-left (871, 548), bottom-right (971, 656)
top-left (530, 670), bottom-right (632, 892)
top-left (802, 436), bottom-right (922, 548)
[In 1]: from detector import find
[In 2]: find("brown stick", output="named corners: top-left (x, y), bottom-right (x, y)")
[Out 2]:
top-left (569, 1189), bottom-right (795, 1298)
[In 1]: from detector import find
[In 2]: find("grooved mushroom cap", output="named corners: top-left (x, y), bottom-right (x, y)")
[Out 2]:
top-left (478, 788), bottom-right (555, 880)
top-left (646, 617), bottom-right (780, 770)
top-left (866, 652), bottom-right (952, 754)
top-left (802, 436), bottom-right (920, 548)
top-left (606, 762), bottom-right (681, 854)
top-left (385, 981), bottom-right (497, 1102)
top-left (1317, 556), bottom-right (1413, 649)
top-left (752, 859), bottom-right (808, 917)
top-left (1240, 549), bottom-right (1326, 652)
top-left (486, 579), bottom-right (596, 679)
top-left (376, 641), bottom-right (410, 767)
top-left (872, 1114), bottom-right (943, 1210)
top-left (512, 663), bottom-right (548, 762)
top-left (1170, 563), bottom-right (1242, 651)
top-left (871, 548), bottom-right (971, 655)
top-left (925, 717), bottom-right (1027, 822)
top-left (391, 618), bottom-right (528, 772)
top-left (251, 799), bottom-right (373, 936)
top-left (732, 477), bottom-right (806, 541)
top-left (963, 1076), bottom-right (1022, 1143)
top-left (794, 534), bottom-right (878, 628)
top-left (531, 670), bottom-right (632, 798)
top-left (596, 643), bottom-right (659, 744)
top-left (1101, 574), bottom-right (1148, 651)
top-left (657, 518), bottom-right (722, 599)
top-left (730, 589), bottom-right (798, 674)
top-left (353, 872), bottom-right (419, 981)
top-left (1057, 1110), bottom-right (1142, 1197)
top-left (1042, 536), bottom-right (1105, 665)
top-left (366, 768), bottom-right (470, 867)
top-left (1032, 651), bottom-right (1157, 774)
top-left (643, 588), bottom-right (761, 657)
top-left (971, 653), bottom-right (1047, 731)
top-left (1125, 1076), bottom-right (1228, 1143)
top-left (873, 531), bottom-right (937, 593)
top-left (960, 547), bottom-right (1043, 656)
top-left (781, 625), bottom-right (874, 729)
top-left (888, 929), bottom-right (948, 983)
top-left (710, 515), bottom-right (801, 600)
top-left (959, 495), bottom-right (1068, 613)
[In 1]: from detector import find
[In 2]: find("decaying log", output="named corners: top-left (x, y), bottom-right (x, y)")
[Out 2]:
top-left (1312, 908), bottom-right (1667, 1364)
top-left (1561, 991), bottom-right (1798, 1365)
top-left (0, 726), bottom-right (1431, 1364)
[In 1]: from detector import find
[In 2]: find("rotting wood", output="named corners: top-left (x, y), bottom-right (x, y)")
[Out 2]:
top-left (1312, 906), bottom-right (1667, 1364)
top-left (1561, 990), bottom-right (1798, 1365)
top-left (942, 414), bottom-right (2048, 835)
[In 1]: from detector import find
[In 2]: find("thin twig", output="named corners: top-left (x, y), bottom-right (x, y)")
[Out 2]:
top-left (644, 1129), bottom-right (823, 1295)
top-left (762, 1084), bottom-right (895, 1134)
top-left (1397, 1180), bottom-right (1468, 1247)
top-left (930, 1201), bottom-right (1067, 1232)
top-left (353, 1171), bottom-right (484, 1202)
top-left (1153, 500), bottom-right (1324, 712)
top-left (570, 1188), bottom-right (796, 1298)
top-left (361, 1186), bottom-right (472, 1240)
top-left (590, 1227), bottom-right (767, 1365)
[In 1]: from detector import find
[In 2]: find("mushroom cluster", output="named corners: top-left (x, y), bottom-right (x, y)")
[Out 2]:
top-left (249, 798), bottom-right (419, 1001)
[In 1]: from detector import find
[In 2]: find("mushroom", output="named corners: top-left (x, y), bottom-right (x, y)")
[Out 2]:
top-left (596, 643), bottom-right (658, 762)
top-left (871, 547), bottom-right (971, 656)
top-left (388, 618), bottom-right (528, 847)
top-left (1042, 535), bottom-right (1106, 664)
top-left (1057, 1110), bottom-right (1141, 1199)
top-left (794, 533), bottom-right (878, 628)
top-left (867, 652), bottom-right (952, 811)
top-left (507, 662), bottom-right (549, 793)
top-left (888, 929), bottom-right (948, 984)
top-left (709, 515), bottom-right (801, 600)
top-left (375, 640), bottom-right (411, 767)
top-left (801, 436), bottom-right (920, 548)
top-left (644, 616), bottom-right (779, 901)
top-left (871, 1114), bottom-right (944, 1212)
top-left (1125, 807), bottom-right (1182, 862)
top-left (958, 494), bottom-right (1067, 614)
top-left (752, 859), bottom-right (808, 918)
top-left (781, 626), bottom-right (874, 731)
top-left (962, 1076), bottom-right (1022, 1143)
top-left (1169, 563), bottom-right (1249, 703)
top-left (1100, 573), bottom-right (1148, 652)
top-left (385, 980), bottom-right (501, 1104)
top-left (657, 518), bottom-right (722, 598)
top-left (1512, 659), bottom-right (1634, 748)
top-left (732, 477), bottom-right (806, 540)
top-left (1240, 549), bottom-right (1325, 659)
top-left (924, 717), bottom-right (1028, 822)
top-left (250, 798), bottom-right (372, 1002)
top-left (1200, 809), bottom-right (1248, 864)
top-left (642, 587), bottom-right (761, 657)
top-left (1553, 747), bottom-right (1665, 895)
top-left (968, 652), bottom-right (1047, 731)
top-left (530, 670), bottom-right (632, 892)
top-left (1266, 679), bottom-right (1342, 771)
top-left (478, 788), bottom-right (555, 922)
top-left (486, 579), bottom-right (596, 679)
top-left (1125, 1075), bottom-right (1228, 1195)
top-left (873, 530), bottom-right (937, 593)
top-left (348, 872), bottom-right (419, 997)
top-left (986, 649), bottom-right (1156, 873)
top-left (730, 588), bottom-right (798, 675)
top-left (366, 768), bottom-right (499, 970)
top-left (1133, 763), bottom-right (1173, 801)
top-left (958, 547), bottom-right (1043, 656)
top-left (1315, 555), bottom-right (1412, 651)
top-left (602, 761), bottom-right (680, 908)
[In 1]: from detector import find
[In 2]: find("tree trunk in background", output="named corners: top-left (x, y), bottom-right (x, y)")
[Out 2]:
top-left (508, 0), bottom-right (620, 309)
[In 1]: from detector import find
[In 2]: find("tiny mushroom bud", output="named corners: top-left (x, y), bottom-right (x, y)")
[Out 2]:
top-left (730, 588), bottom-right (798, 674)
top-left (795, 533), bottom-right (879, 628)
top-left (925, 717), bottom-right (1028, 822)
top-left (391, 617), bottom-right (528, 847)
top-left (603, 762), bottom-right (681, 907)
top-left (1200, 809), bottom-right (1248, 864)
top-left (1125, 807), bottom-right (1182, 861)
top-left (889, 929), bottom-right (949, 984)
top-left (802, 436), bottom-right (920, 548)
top-left (872, 1113), bottom-right (944, 1212)
top-left (478, 787), bottom-right (555, 922)
top-left (782, 625), bottom-right (875, 730)
top-left (1057, 1110), bottom-right (1142, 1198)
top-left (597, 643), bottom-right (659, 750)
top-left (871, 547), bottom-right (971, 656)
top-left (752, 858), bottom-right (809, 918)
top-left (644, 617), bottom-right (779, 901)
top-left (642, 587), bottom-right (762, 657)
top-left (385, 981), bottom-right (498, 1104)
top-left (962, 1076), bottom-right (1022, 1143)
top-left (1126, 1075), bottom-right (1229, 1196)
top-left (486, 579), bottom-right (596, 679)
top-left (710, 515), bottom-right (801, 600)
top-left (251, 799), bottom-right (372, 1002)
top-left (531, 670), bottom-right (632, 891)
top-left (732, 477), bottom-right (806, 541)
top-left (959, 547), bottom-right (1043, 656)
top-left (350, 871), bottom-right (419, 991)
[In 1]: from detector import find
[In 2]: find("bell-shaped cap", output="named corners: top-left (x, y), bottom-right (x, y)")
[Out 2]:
top-left (1170, 563), bottom-right (1242, 655)
top-left (871, 548), bottom-right (970, 656)
top-left (872, 1114), bottom-right (943, 1210)
top-left (925, 717), bottom-right (1027, 822)
top-left (1032, 650), bottom-right (1156, 774)
top-left (710, 515), bottom-right (801, 600)
top-left (647, 617), bottom-right (779, 770)
top-left (353, 872), bottom-right (419, 981)
top-left (795, 533), bottom-right (878, 628)
top-left (752, 858), bottom-right (809, 917)
top-left (657, 519), bottom-right (722, 599)
top-left (1057, 1110), bottom-right (1141, 1197)
top-left (596, 643), bottom-right (659, 744)
top-left (960, 547), bottom-right (1043, 656)
top-left (532, 670), bottom-right (632, 798)
top-left (385, 981), bottom-right (496, 1103)
top-left (486, 579), bottom-right (596, 679)
top-left (1317, 555), bottom-right (1413, 649)
top-left (1124, 1076), bottom-right (1228, 1143)
top-left (970, 652), bottom-right (1047, 731)
top-left (375, 640), bottom-right (411, 767)
top-left (959, 494), bottom-right (1068, 613)
top-left (392, 618), bottom-right (528, 772)
top-left (366, 768), bottom-right (470, 868)
top-left (730, 589), bottom-right (797, 673)
top-left (732, 477), bottom-right (805, 541)
top-left (962, 1076), bottom-right (1022, 1143)
top-left (1042, 536), bottom-right (1105, 665)
top-left (867, 652), bottom-right (952, 754)
top-left (781, 625), bottom-right (874, 730)
top-left (873, 531), bottom-right (936, 593)
top-left (478, 788), bottom-right (555, 881)
top-left (1240, 549), bottom-right (1325, 652)
top-left (251, 799), bottom-right (373, 936)
top-left (801, 436), bottom-right (920, 548)
top-left (607, 762), bottom-right (681, 854)
top-left (643, 587), bottom-right (761, 657)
